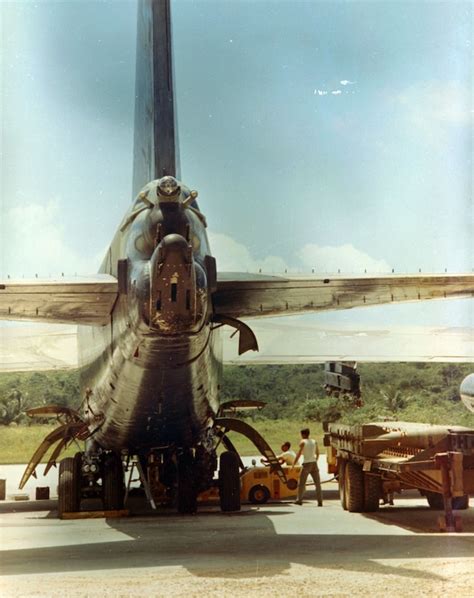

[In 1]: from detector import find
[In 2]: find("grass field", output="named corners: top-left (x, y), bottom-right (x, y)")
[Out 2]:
top-left (0, 420), bottom-right (323, 464)
top-left (0, 425), bottom-right (83, 465)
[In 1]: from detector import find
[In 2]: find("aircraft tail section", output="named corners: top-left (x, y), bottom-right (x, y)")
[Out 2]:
top-left (133, 0), bottom-right (180, 197)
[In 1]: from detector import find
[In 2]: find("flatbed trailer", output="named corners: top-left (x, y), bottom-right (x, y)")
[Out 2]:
top-left (324, 421), bottom-right (474, 531)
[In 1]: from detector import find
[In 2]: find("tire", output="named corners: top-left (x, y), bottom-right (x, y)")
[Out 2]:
top-left (453, 495), bottom-right (470, 510)
top-left (219, 451), bottom-right (241, 512)
top-left (103, 452), bottom-right (125, 511)
top-left (364, 473), bottom-right (381, 512)
top-left (249, 484), bottom-right (270, 504)
top-left (345, 461), bottom-right (364, 513)
top-left (58, 454), bottom-right (81, 516)
top-left (426, 491), bottom-right (469, 511)
top-left (338, 460), bottom-right (347, 510)
top-left (177, 451), bottom-right (197, 514)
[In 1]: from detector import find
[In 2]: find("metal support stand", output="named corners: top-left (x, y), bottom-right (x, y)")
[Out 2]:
top-left (435, 453), bottom-right (462, 533)
top-left (125, 457), bottom-right (156, 510)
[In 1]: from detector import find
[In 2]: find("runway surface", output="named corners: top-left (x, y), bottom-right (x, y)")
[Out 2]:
top-left (1, 486), bottom-right (473, 597)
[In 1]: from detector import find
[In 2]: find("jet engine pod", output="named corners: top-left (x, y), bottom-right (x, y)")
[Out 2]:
top-left (460, 373), bottom-right (474, 413)
top-left (149, 233), bottom-right (207, 333)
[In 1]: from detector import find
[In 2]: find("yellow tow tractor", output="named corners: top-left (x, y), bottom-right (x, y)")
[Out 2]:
top-left (197, 463), bottom-right (302, 504)
top-left (239, 463), bottom-right (301, 503)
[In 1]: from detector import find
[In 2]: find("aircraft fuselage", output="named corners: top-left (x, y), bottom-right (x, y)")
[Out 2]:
top-left (77, 178), bottom-right (222, 453)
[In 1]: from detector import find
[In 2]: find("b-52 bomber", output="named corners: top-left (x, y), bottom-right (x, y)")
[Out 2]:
top-left (1, 0), bottom-right (473, 515)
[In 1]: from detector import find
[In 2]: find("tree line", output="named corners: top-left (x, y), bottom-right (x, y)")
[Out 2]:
top-left (0, 363), bottom-right (473, 427)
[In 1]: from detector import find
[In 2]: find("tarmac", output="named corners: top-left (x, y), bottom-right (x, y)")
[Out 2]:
top-left (1, 486), bottom-right (473, 598)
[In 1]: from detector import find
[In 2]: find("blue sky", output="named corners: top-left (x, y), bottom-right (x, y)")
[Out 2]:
top-left (1, 0), bottom-right (472, 327)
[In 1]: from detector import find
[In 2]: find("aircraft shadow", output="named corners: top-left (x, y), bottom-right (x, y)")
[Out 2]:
top-left (1, 504), bottom-right (473, 581)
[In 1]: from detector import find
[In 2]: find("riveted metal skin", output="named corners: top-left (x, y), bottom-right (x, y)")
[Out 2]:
top-left (77, 180), bottom-right (219, 452)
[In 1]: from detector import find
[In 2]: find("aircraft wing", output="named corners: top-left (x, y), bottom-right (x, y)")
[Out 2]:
top-left (223, 318), bottom-right (474, 364)
top-left (1, 318), bottom-right (472, 373)
top-left (214, 273), bottom-right (474, 318)
top-left (0, 276), bottom-right (118, 326)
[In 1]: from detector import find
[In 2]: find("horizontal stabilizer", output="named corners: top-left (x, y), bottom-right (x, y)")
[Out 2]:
top-left (214, 272), bottom-right (474, 318)
top-left (0, 276), bottom-right (117, 326)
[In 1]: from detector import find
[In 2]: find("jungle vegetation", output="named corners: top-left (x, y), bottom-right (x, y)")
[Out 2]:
top-left (0, 363), bottom-right (473, 428)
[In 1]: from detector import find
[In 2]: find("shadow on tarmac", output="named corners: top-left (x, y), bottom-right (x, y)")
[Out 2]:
top-left (1, 498), bottom-right (473, 582)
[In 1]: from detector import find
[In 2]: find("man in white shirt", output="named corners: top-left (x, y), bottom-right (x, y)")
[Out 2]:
top-left (261, 442), bottom-right (296, 466)
top-left (277, 442), bottom-right (296, 466)
top-left (292, 428), bottom-right (323, 506)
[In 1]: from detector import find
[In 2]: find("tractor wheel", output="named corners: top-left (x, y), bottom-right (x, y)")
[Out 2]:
top-left (249, 484), bottom-right (270, 504)
top-left (219, 451), bottom-right (241, 512)
top-left (58, 453), bottom-right (81, 516)
top-left (177, 451), bottom-right (197, 514)
top-left (103, 452), bottom-right (125, 511)
top-left (364, 473), bottom-right (382, 512)
top-left (426, 491), bottom-right (469, 510)
top-left (338, 460), bottom-right (347, 510)
top-left (344, 461), bottom-right (364, 513)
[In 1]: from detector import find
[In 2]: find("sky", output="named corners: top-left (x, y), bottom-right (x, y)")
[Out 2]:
top-left (1, 0), bottom-right (472, 328)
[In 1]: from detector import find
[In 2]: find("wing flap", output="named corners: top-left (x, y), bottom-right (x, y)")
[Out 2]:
top-left (214, 273), bottom-right (474, 318)
top-left (0, 276), bottom-right (118, 325)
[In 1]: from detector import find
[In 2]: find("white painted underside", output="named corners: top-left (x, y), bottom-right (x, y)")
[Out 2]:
top-left (0, 318), bottom-right (472, 372)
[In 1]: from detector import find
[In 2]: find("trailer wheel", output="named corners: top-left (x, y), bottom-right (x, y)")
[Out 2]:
top-left (453, 495), bottom-right (470, 510)
top-left (338, 460), bottom-right (347, 510)
top-left (219, 451), bottom-right (241, 512)
top-left (58, 453), bottom-right (81, 516)
top-left (426, 491), bottom-right (469, 510)
top-left (364, 473), bottom-right (381, 512)
top-left (103, 452), bottom-right (125, 511)
top-left (345, 461), bottom-right (364, 512)
top-left (249, 484), bottom-right (270, 504)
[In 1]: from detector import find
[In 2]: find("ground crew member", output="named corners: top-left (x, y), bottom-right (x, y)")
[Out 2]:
top-left (261, 441), bottom-right (296, 466)
top-left (292, 428), bottom-right (323, 506)
top-left (277, 442), bottom-right (296, 466)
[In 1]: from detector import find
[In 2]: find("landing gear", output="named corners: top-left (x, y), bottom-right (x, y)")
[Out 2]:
top-left (219, 450), bottom-right (241, 512)
top-left (177, 451), bottom-right (197, 514)
top-left (102, 452), bottom-right (125, 511)
top-left (58, 453), bottom-right (81, 516)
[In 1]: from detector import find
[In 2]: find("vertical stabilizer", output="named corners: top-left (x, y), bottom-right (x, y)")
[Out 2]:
top-left (133, 0), bottom-right (179, 197)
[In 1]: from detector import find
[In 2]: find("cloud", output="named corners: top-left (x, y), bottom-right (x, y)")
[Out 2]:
top-left (1, 201), bottom-right (105, 278)
top-left (209, 232), bottom-right (390, 274)
top-left (340, 80), bottom-right (356, 86)
top-left (208, 231), bottom-right (289, 272)
top-left (297, 243), bottom-right (391, 273)
top-left (396, 81), bottom-right (471, 134)
top-left (1, 208), bottom-right (391, 280)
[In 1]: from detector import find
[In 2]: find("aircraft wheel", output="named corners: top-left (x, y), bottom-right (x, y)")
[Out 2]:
top-left (249, 484), bottom-right (270, 504)
top-left (344, 461), bottom-right (364, 513)
top-left (103, 452), bottom-right (125, 511)
top-left (177, 451), bottom-right (197, 514)
top-left (58, 453), bottom-right (81, 516)
top-left (338, 460), bottom-right (347, 510)
top-left (219, 451), bottom-right (241, 512)
top-left (363, 473), bottom-right (381, 512)
top-left (426, 491), bottom-right (469, 510)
